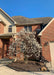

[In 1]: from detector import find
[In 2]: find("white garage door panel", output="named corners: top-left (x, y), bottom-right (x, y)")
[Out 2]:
top-left (50, 42), bottom-right (54, 67)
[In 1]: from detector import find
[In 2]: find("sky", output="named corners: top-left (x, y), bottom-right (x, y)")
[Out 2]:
top-left (0, 0), bottom-right (54, 18)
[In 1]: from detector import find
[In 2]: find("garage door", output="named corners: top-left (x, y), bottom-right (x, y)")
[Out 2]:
top-left (50, 42), bottom-right (54, 68)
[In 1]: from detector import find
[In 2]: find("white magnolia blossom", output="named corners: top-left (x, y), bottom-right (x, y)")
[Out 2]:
top-left (9, 29), bottom-right (42, 60)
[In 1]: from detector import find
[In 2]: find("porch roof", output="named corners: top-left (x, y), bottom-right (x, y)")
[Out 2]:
top-left (0, 33), bottom-right (15, 37)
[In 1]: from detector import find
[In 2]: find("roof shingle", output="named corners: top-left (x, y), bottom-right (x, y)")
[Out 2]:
top-left (12, 16), bottom-right (53, 26)
top-left (12, 16), bottom-right (42, 25)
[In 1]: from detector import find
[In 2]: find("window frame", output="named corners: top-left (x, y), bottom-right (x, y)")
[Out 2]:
top-left (24, 26), bottom-right (32, 32)
top-left (8, 25), bottom-right (12, 32)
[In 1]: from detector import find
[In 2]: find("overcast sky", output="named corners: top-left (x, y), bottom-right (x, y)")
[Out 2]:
top-left (0, 0), bottom-right (54, 18)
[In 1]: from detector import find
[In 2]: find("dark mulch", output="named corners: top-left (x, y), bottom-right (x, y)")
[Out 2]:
top-left (7, 61), bottom-right (48, 72)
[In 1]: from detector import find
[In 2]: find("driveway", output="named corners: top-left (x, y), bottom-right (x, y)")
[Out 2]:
top-left (0, 64), bottom-right (54, 75)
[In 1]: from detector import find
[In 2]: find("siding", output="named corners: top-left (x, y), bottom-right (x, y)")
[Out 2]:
top-left (0, 11), bottom-right (16, 33)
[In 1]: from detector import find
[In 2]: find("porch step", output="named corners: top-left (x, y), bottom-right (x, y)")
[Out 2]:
top-left (0, 58), bottom-right (14, 64)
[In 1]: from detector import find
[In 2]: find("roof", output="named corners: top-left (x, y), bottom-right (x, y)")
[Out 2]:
top-left (12, 16), bottom-right (53, 26)
top-left (31, 17), bottom-right (53, 25)
top-left (0, 33), bottom-right (15, 37)
top-left (0, 8), bottom-right (53, 26)
top-left (12, 16), bottom-right (42, 26)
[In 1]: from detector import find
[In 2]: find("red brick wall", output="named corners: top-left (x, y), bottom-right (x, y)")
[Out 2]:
top-left (16, 26), bottom-right (24, 32)
top-left (0, 39), bottom-right (3, 59)
top-left (0, 22), bottom-right (4, 58)
top-left (40, 20), bottom-right (54, 61)
top-left (0, 39), bottom-right (9, 58)
top-left (0, 22), bottom-right (4, 48)
top-left (32, 25), bottom-right (41, 32)
top-left (16, 25), bottom-right (41, 32)
top-left (0, 22), bottom-right (4, 34)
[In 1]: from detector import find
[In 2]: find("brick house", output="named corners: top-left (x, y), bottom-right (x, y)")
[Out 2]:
top-left (0, 8), bottom-right (54, 64)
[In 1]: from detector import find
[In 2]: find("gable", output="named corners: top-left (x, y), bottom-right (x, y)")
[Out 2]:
top-left (0, 8), bottom-right (16, 33)
top-left (38, 18), bottom-right (54, 36)
top-left (0, 10), bottom-right (14, 26)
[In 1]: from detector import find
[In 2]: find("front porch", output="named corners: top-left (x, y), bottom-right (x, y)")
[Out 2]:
top-left (0, 33), bottom-right (14, 59)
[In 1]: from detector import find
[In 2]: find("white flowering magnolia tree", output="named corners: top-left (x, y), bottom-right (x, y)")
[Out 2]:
top-left (8, 29), bottom-right (42, 61)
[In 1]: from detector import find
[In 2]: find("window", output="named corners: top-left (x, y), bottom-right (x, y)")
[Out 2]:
top-left (24, 26), bottom-right (27, 31)
top-left (8, 25), bottom-right (12, 32)
top-left (29, 26), bottom-right (32, 32)
top-left (24, 26), bottom-right (32, 32)
top-left (8, 27), bottom-right (12, 32)
top-left (36, 29), bottom-right (41, 34)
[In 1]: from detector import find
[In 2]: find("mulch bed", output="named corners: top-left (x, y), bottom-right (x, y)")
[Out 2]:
top-left (7, 61), bottom-right (49, 72)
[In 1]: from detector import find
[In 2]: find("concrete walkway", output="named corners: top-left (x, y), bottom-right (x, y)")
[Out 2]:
top-left (0, 64), bottom-right (54, 75)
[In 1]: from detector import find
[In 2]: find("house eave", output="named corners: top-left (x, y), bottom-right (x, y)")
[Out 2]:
top-left (0, 8), bottom-right (17, 24)
top-left (15, 23), bottom-right (43, 26)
